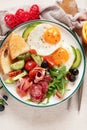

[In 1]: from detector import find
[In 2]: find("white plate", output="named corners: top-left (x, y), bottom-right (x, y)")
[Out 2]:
top-left (0, 20), bottom-right (86, 107)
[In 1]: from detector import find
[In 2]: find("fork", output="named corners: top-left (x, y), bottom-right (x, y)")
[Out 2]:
top-left (67, 82), bottom-right (84, 111)
top-left (78, 82), bottom-right (84, 111)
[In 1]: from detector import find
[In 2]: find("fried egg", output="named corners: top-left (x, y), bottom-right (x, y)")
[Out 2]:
top-left (51, 42), bottom-right (75, 71)
top-left (27, 23), bottom-right (61, 56)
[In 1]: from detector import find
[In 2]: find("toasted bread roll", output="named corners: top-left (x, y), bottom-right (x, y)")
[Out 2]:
top-left (9, 33), bottom-right (30, 60)
top-left (0, 34), bottom-right (13, 74)
top-left (58, 0), bottom-right (78, 16)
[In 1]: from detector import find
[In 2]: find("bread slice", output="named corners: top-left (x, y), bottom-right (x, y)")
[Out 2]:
top-left (9, 33), bottom-right (30, 60)
top-left (58, 0), bottom-right (78, 16)
top-left (0, 34), bottom-right (13, 74)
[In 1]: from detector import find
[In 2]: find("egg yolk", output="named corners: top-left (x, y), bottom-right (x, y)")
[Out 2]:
top-left (44, 27), bottom-right (61, 44)
top-left (51, 47), bottom-right (69, 66)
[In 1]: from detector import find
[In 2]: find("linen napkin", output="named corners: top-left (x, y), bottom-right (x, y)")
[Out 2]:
top-left (0, 0), bottom-right (87, 38)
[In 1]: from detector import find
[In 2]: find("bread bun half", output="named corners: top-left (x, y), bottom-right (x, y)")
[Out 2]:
top-left (0, 32), bottom-right (30, 74)
top-left (9, 33), bottom-right (30, 60)
top-left (0, 34), bottom-right (13, 74)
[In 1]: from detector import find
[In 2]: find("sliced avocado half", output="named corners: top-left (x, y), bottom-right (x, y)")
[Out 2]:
top-left (71, 48), bottom-right (82, 69)
top-left (71, 45), bottom-right (76, 62)
top-left (22, 22), bottom-right (41, 41)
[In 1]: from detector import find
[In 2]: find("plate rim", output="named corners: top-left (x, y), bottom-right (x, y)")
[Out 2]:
top-left (0, 19), bottom-right (86, 107)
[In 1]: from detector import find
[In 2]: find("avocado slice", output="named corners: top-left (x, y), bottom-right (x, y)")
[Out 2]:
top-left (71, 48), bottom-right (82, 69)
top-left (71, 46), bottom-right (76, 62)
top-left (22, 22), bottom-right (41, 41)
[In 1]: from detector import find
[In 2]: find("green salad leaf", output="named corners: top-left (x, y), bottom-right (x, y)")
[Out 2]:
top-left (46, 65), bottom-right (69, 103)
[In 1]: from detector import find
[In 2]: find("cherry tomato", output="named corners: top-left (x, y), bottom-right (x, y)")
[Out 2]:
top-left (24, 61), bottom-right (37, 71)
top-left (29, 49), bottom-right (37, 54)
top-left (8, 70), bottom-right (22, 77)
top-left (29, 69), bottom-right (37, 81)
top-left (43, 56), bottom-right (55, 68)
top-left (66, 73), bottom-right (71, 79)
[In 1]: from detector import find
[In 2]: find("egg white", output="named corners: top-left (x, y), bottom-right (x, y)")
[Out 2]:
top-left (27, 23), bottom-right (61, 56)
top-left (60, 42), bottom-right (75, 71)
top-left (27, 23), bottom-right (75, 71)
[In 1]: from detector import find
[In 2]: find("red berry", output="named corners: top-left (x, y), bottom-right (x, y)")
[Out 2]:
top-left (21, 11), bottom-right (30, 22)
top-left (29, 10), bottom-right (39, 20)
top-left (4, 5), bottom-right (40, 29)
top-left (4, 14), bottom-right (16, 28)
top-left (14, 15), bottom-right (22, 25)
top-left (29, 4), bottom-right (40, 20)
top-left (30, 4), bottom-right (40, 14)
top-left (15, 8), bottom-right (24, 16)
top-left (15, 8), bottom-right (25, 23)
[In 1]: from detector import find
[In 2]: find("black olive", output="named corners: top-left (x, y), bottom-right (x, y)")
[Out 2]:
top-left (41, 61), bottom-right (48, 68)
top-left (69, 74), bottom-right (76, 82)
top-left (0, 104), bottom-right (5, 112)
top-left (69, 69), bottom-right (79, 76)
top-left (3, 95), bottom-right (8, 101)
top-left (72, 69), bottom-right (79, 76)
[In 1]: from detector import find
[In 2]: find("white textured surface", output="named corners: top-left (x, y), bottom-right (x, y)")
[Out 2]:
top-left (0, 0), bottom-right (87, 130)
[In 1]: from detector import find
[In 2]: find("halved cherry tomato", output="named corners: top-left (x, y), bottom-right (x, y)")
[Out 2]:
top-left (82, 21), bottom-right (87, 44)
top-left (8, 70), bottom-right (22, 78)
top-left (66, 73), bottom-right (71, 79)
top-left (24, 61), bottom-right (37, 71)
top-left (29, 69), bottom-right (37, 81)
top-left (43, 56), bottom-right (55, 68)
top-left (29, 49), bottom-right (37, 54)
